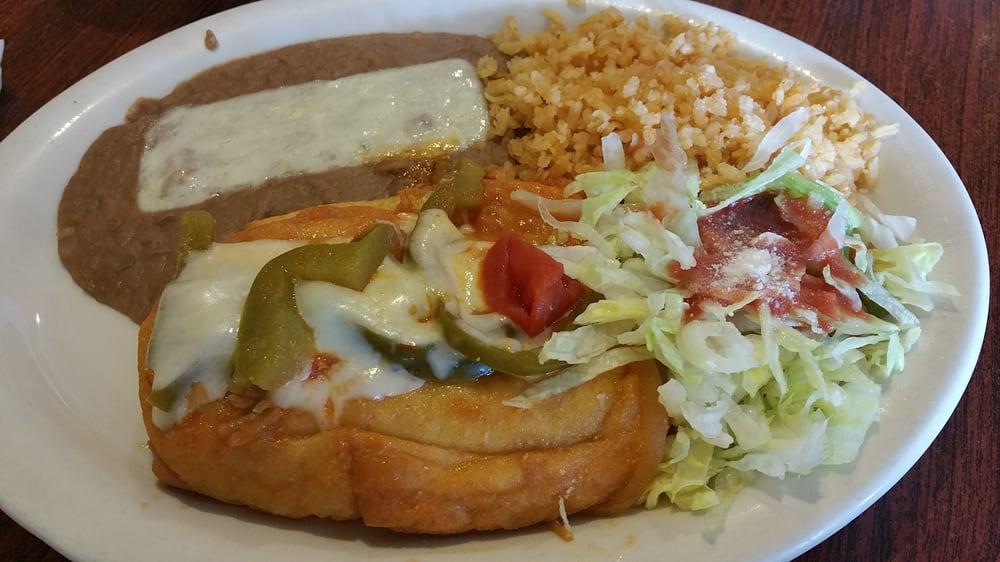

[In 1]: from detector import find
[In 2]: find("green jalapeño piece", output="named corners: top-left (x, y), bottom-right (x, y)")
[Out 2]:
top-left (420, 160), bottom-right (486, 218)
top-left (232, 223), bottom-right (397, 391)
top-left (363, 329), bottom-right (493, 381)
top-left (176, 210), bottom-right (215, 269)
top-left (149, 369), bottom-right (198, 412)
top-left (438, 309), bottom-right (565, 376)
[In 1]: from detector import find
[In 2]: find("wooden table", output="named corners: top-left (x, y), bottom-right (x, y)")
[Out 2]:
top-left (0, 1), bottom-right (995, 560)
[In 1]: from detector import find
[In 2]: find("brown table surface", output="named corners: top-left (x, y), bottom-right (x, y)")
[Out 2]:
top-left (1, 0), bottom-right (996, 560)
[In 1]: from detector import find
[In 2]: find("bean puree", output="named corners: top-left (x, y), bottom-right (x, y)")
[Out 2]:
top-left (57, 33), bottom-right (506, 322)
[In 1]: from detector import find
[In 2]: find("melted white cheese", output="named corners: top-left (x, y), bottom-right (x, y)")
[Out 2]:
top-left (425, 342), bottom-right (465, 380)
top-left (407, 208), bottom-right (465, 296)
top-left (137, 59), bottom-right (488, 212)
top-left (148, 240), bottom-right (302, 428)
top-left (299, 259), bottom-right (440, 346)
top-left (407, 209), bottom-right (492, 312)
top-left (274, 244), bottom-right (505, 420)
top-left (289, 264), bottom-right (435, 424)
top-left (284, 282), bottom-right (424, 423)
top-left (447, 240), bottom-right (493, 313)
top-left (149, 231), bottom-right (496, 428)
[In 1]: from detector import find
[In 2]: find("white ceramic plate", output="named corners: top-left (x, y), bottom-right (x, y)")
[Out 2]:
top-left (0, 1), bottom-right (988, 560)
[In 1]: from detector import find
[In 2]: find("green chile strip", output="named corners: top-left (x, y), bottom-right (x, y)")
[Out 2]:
top-left (149, 368), bottom-right (194, 406)
top-left (363, 329), bottom-right (493, 380)
top-left (175, 210), bottom-right (215, 268)
top-left (420, 160), bottom-right (485, 217)
top-left (232, 223), bottom-right (396, 391)
top-left (438, 308), bottom-right (565, 376)
top-left (149, 367), bottom-right (202, 412)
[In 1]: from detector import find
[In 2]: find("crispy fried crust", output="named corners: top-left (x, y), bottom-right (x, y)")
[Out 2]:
top-left (139, 181), bottom-right (668, 533)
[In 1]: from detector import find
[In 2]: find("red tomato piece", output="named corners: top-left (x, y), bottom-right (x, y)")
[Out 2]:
top-left (796, 274), bottom-right (863, 324)
top-left (481, 234), bottom-right (585, 336)
top-left (680, 193), bottom-right (868, 331)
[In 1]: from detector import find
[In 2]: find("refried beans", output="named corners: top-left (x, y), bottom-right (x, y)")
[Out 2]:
top-left (57, 32), bottom-right (507, 323)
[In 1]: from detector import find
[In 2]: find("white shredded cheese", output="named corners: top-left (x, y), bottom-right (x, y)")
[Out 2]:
top-left (718, 247), bottom-right (779, 291)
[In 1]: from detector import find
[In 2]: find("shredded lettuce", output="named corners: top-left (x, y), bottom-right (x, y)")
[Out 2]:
top-left (677, 320), bottom-right (759, 374)
top-left (726, 413), bottom-right (828, 479)
top-left (504, 346), bottom-right (652, 408)
top-left (774, 171), bottom-right (864, 230)
top-left (844, 234), bottom-right (874, 273)
top-left (575, 298), bottom-right (649, 324)
top-left (857, 275), bottom-right (919, 325)
top-left (502, 111), bottom-right (953, 519)
top-left (742, 107), bottom-right (809, 173)
top-left (855, 194), bottom-right (918, 248)
top-left (537, 205), bottom-right (617, 257)
top-left (758, 305), bottom-right (788, 394)
top-left (724, 401), bottom-right (771, 449)
top-left (645, 317), bottom-right (688, 375)
top-left (539, 323), bottom-right (624, 364)
top-left (823, 265), bottom-right (862, 311)
top-left (543, 244), bottom-right (667, 298)
top-left (568, 168), bottom-right (650, 198)
top-left (822, 365), bottom-right (881, 463)
top-left (871, 243), bottom-right (959, 311)
top-left (581, 181), bottom-right (640, 226)
top-left (645, 114), bottom-right (705, 246)
top-left (601, 132), bottom-right (627, 170)
top-left (702, 143), bottom-right (809, 213)
top-left (510, 190), bottom-right (582, 220)
top-left (620, 210), bottom-right (696, 270)
top-left (643, 300), bottom-right (935, 510)
top-left (645, 429), bottom-right (721, 510)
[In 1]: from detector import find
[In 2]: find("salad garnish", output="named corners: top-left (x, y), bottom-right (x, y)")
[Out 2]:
top-left (506, 115), bottom-right (957, 515)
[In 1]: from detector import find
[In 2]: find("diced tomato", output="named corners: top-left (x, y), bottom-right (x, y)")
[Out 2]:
top-left (481, 234), bottom-right (586, 336)
top-left (678, 192), bottom-right (866, 330)
top-left (698, 193), bottom-right (795, 253)
top-left (775, 195), bottom-right (832, 242)
top-left (797, 274), bottom-right (862, 322)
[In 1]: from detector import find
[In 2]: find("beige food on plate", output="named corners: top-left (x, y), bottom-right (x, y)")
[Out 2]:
top-left (58, 32), bottom-right (507, 323)
top-left (89, 3), bottom-right (945, 542)
top-left (480, 8), bottom-right (894, 194)
top-left (138, 184), bottom-right (669, 533)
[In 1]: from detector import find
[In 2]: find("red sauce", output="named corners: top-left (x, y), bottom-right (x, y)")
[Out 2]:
top-left (676, 193), bottom-right (864, 330)
top-left (698, 194), bottom-right (793, 252)
top-left (650, 201), bottom-right (668, 222)
top-left (308, 353), bottom-right (340, 379)
top-left (796, 275), bottom-right (862, 322)
top-left (776, 195), bottom-right (832, 241)
top-left (471, 179), bottom-right (570, 245)
top-left (399, 179), bottom-right (571, 246)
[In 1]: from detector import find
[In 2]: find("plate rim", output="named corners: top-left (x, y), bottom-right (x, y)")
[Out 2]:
top-left (0, 1), bottom-right (989, 561)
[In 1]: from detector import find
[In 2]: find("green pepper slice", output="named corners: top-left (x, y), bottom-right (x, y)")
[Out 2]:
top-left (232, 224), bottom-right (396, 391)
top-left (363, 329), bottom-right (493, 381)
top-left (176, 210), bottom-right (215, 269)
top-left (549, 289), bottom-right (602, 333)
top-left (149, 370), bottom-right (197, 412)
top-left (438, 308), bottom-right (565, 376)
top-left (421, 160), bottom-right (486, 218)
